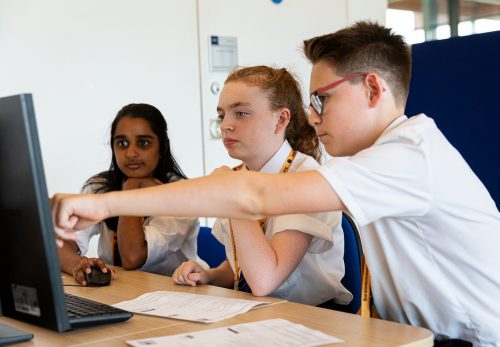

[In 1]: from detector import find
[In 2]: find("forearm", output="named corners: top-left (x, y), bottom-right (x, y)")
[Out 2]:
top-left (103, 171), bottom-right (343, 220)
top-left (232, 220), bottom-right (282, 295)
top-left (58, 240), bottom-right (82, 274)
top-left (207, 260), bottom-right (234, 288)
top-left (104, 172), bottom-right (263, 219)
top-left (117, 216), bottom-right (147, 269)
top-left (234, 220), bottom-right (311, 296)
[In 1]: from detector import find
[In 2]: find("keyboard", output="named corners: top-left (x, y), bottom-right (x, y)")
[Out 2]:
top-left (65, 293), bottom-right (133, 328)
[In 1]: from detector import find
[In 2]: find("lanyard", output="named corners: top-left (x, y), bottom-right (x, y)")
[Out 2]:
top-left (229, 149), bottom-right (296, 291)
top-left (360, 256), bottom-right (371, 317)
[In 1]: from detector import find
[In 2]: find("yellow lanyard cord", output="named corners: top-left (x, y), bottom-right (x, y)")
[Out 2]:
top-left (229, 149), bottom-right (296, 291)
top-left (360, 256), bottom-right (371, 317)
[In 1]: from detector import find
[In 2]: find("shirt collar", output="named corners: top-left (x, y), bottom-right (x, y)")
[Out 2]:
top-left (380, 115), bottom-right (408, 136)
top-left (258, 140), bottom-right (292, 174)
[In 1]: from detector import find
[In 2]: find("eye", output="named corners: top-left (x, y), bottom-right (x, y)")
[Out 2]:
top-left (115, 139), bottom-right (128, 148)
top-left (138, 139), bottom-right (151, 147)
top-left (317, 95), bottom-right (329, 103)
top-left (217, 113), bottom-right (224, 121)
top-left (234, 111), bottom-right (249, 118)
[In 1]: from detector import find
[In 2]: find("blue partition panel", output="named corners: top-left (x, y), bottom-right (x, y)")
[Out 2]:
top-left (405, 30), bottom-right (500, 208)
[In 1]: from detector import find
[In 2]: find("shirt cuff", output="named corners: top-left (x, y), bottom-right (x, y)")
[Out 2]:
top-left (273, 214), bottom-right (334, 253)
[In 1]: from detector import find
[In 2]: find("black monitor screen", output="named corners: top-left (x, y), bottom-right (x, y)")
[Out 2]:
top-left (0, 94), bottom-right (70, 332)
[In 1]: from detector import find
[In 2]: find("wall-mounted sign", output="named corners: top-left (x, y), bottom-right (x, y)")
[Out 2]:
top-left (209, 36), bottom-right (238, 72)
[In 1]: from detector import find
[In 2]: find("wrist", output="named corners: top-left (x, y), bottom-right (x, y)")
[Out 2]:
top-left (100, 192), bottom-right (115, 219)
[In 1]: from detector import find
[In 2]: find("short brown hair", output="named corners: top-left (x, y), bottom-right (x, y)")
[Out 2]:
top-left (303, 21), bottom-right (412, 107)
top-left (226, 66), bottom-right (321, 161)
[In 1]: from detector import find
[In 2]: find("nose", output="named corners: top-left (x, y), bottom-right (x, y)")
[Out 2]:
top-left (125, 145), bottom-right (139, 158)
top-left (308, 108), bottom-right (322, 127)
top-left (220, 116), bottom-right (233, 133)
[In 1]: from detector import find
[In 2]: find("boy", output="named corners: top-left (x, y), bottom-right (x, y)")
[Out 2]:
top-left (53, 22), bottom-right (500, 346)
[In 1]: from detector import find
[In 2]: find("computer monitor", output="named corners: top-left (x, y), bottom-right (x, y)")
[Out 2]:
top-left (0, 93), bottom-right (74, 333)
top-left (0, 95), bottom-right (132, 340)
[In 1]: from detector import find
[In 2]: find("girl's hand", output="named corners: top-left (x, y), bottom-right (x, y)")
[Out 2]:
top-left (172, 260), bottom-right (210, 286)
top-left (122, 177), bottom-right (163, 190)
top-left (71, 257), bottom-right (115, 286)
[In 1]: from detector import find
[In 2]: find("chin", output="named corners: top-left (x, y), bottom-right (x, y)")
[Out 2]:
top-left (324, 146), bottom-right (338, 157)
top-left (227, 150), bottom-right (242, 160)
top-left (325, 146), bottom-right (348, 157)
top-left (124, 171), bottom-right (146, 179)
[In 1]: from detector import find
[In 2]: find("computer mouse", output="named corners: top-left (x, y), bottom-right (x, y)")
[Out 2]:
top-left (84, 267), bottom-right (112, 286)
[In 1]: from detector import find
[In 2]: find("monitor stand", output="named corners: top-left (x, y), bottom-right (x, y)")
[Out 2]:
top-left (0, 323), bottom-right (33, 346)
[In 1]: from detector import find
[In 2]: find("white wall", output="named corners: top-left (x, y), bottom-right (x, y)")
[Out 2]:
top-left (0, 0), bottom-right (204, 195)
top-left (0, 0), bottom-right (386, 195)
top-left (198, 0), bottom-right (343, 174)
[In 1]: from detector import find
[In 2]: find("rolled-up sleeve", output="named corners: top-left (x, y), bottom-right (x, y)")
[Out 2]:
top-left (270, 211), bottom-right (341, 253)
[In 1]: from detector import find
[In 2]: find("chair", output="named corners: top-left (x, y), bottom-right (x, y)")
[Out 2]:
top-left (340, 212), bottom-right (363, 313)
top-left (338, 212), bottom-right (363, 314)
top-left (319, 212), bottom-right (363, 313)
top-left (197, 226), bottom-right (226, 268)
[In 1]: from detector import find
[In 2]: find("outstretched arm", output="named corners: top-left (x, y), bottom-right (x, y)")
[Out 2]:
top-left (52, 170), bottom-right (345, 240)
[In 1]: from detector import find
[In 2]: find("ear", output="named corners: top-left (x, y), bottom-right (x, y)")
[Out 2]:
top-left (364, 73), bottom-right (386, 108)
top-left (274, 107), bottom-right (291, 134)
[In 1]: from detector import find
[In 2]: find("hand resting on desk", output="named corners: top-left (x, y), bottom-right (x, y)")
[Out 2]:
top-left (173, 260), bottom-right (211, 286)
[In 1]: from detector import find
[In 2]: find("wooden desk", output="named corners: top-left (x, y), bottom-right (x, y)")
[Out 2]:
top-left (0, 267), bottom-right (433, 347)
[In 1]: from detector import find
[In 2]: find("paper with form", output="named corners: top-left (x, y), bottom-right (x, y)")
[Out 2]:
top-left (113, 290), bottom-right (276, 323)
top-left (126, 318), bottom-right (342, 346)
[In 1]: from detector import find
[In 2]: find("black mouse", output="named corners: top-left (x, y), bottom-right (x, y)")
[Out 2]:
top-left (84, 267), bottom-right (111, 286)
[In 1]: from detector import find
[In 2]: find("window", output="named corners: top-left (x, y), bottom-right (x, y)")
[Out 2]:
top-left (387, 0), bottom-right (500, 44)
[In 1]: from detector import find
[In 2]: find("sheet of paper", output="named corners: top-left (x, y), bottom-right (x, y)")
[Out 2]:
top-left (113, 290), bottom-right (275, 323)
top-left (126, 318), bottom-right (343, 347)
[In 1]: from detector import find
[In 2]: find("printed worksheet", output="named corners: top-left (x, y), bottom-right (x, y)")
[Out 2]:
top-left (113, 290), bottom-right (278, 323)
top-left (127, 318), bottom-right (343, 347)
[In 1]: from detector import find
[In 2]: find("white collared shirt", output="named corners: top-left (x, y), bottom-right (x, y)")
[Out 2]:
top-left (75, 216), bottom-right (201, 276)
top-left (318, 114), bottom-right (500, 345)
top-left (212, 140), bottom-right (352, 306)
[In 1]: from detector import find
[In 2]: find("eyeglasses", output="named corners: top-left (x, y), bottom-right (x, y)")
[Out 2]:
top-left (309, 71), bottom-right (368, 116)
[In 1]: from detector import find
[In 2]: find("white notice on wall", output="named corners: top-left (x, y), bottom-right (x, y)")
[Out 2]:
top-left (209, 35), bottom-right (238, 72)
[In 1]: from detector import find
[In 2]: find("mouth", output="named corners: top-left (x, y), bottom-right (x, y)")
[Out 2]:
top-left (223, 138), bottom-right (238, 147)
top-left (126, 162), bottom-right (144, 169)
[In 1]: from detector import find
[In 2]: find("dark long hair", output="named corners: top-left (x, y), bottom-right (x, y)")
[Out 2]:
top-left (82, 103), bottom-right (186, 230)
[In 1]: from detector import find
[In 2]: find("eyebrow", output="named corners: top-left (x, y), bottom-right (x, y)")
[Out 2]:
top-left (217, 102), bottom-right (252, 113)
top-left (113, 134), bottom-right (155, 140)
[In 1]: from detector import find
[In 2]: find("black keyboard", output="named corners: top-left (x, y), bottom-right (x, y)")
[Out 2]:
top-left (65, 293), bottom-right (133, 328)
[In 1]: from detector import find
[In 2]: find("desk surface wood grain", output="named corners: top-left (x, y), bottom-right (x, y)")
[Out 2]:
top-left (0, 266), bottom-right (433, 347)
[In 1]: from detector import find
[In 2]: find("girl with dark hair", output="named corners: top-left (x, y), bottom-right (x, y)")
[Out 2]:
top-left (58, 103), bottom-right (202, 285)
top-left (173, 66), bottom-right (351, 306)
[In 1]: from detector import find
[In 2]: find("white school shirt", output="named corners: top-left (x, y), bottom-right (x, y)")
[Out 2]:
top-left (74, 180), bottom-right (203, 276)
top-left (212, 140), bottom-right (352, 306)
top-left (318, 114), bottom-right (500, 346)
top-left (75, 216), bottom-right (201, 276)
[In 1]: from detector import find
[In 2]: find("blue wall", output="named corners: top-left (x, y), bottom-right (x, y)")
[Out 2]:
top-left (406, 30), bottom-right (500, 208)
